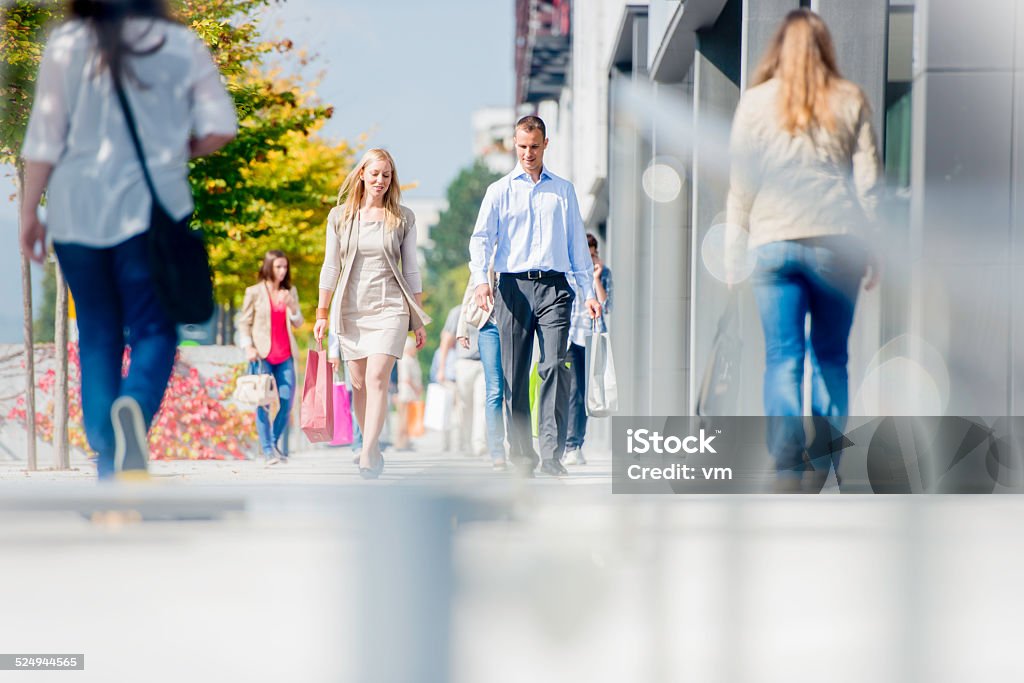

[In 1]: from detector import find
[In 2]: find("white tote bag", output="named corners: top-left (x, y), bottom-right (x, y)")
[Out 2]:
top-left (423, 382), bottom-right (454, 432)
top-left (585, 320), bottom-right (618, 418)
top-left (233, 360), bottom-right (279, 409)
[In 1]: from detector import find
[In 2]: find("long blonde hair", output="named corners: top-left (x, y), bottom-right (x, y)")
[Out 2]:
top-left (336, 148), bottom-right (404, 231)
top-left (752, 9), bottom-right (842, 134)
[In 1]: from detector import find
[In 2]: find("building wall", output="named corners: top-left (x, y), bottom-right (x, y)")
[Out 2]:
top-left (606, 12), bottom-right (649, 416)
top-left (606, 0), bottom-right (893, 418)
top-left (523, 0), bottom-right (1022, 422)
top-left (471, 107), bottom-right (515, 174)
top-left (571, 0), bottom-right (632, 221)
top-left (910, 0), bottom-right (1022, 415)
top-left (690, 0), bottom-right (744, 412)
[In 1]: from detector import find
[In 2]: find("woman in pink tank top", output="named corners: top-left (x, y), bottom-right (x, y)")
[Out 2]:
top-left (237, 250), bottom-right (305, 465)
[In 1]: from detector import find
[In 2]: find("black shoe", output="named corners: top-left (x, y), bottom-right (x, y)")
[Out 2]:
top-left (112, 396), bottom-right (149, 477)
top-left (540, 459), bottom-right (568, 477)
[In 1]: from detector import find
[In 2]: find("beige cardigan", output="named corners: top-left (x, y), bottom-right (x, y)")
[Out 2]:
top-left (724, 78), bottom-right (882, 274)
top-left (236, 283), bottom-right (303, 360)
top-left (318, 204), bottom-right (431, 338)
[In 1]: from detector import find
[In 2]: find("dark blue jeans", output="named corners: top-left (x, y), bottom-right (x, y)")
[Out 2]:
top-left (751, 237), bottom-right (865, 480)
top-left (478, 320), bottom-right (506, 461)
top-left (252, 357), bottom-right (295, 456)
top-left (54, 234), bottom-right (178, 480)
top-left (565, 342), bottom-right (587, 451)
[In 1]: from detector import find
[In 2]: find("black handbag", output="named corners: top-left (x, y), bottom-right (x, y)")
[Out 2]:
top-left (696, 293), bottom-right (742, 417)
top-left (112, 74), bottom-right (215, 325)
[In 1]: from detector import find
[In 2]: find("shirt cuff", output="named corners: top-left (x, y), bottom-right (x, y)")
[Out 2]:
top-left (470, 270), bottom-right (490, 288)
top-left (20, 140), bottom-right (65, 165)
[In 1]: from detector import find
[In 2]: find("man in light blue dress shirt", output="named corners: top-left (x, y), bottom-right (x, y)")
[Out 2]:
top-left (468, 116), bottom-right (601, 477)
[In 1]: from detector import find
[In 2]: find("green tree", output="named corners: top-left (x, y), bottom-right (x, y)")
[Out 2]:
top-left (179, 1), bottom-right (345, 310)
top-left (0, 1), bottom-right (58, 166)
top-left (426, 159), bottom-right (500, 275)
top-left (200, 82), bottom-right (352, 310)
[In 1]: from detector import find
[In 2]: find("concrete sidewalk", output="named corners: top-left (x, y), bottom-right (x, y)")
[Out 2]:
top-left (0, 429), bottom-right (613, 487)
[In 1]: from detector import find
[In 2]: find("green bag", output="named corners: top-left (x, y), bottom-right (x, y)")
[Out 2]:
top-left (529, 361), bottom-right (540, 437)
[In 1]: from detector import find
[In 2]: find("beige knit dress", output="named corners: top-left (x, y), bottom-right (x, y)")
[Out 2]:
top-left (338, 220), bottom-right (410, 360)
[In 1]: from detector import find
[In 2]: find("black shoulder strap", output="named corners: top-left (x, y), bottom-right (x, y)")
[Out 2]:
top-left (110, 72), bottom-right (164, 210)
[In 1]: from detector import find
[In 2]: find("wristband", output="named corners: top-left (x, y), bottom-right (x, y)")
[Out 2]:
top-left (316, 307), bottom-right (329, 320)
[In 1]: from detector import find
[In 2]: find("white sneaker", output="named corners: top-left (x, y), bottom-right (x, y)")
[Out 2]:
top-left (112, 396), bottom-right (150, 478)
top-left (564, 448), bottom-right (586, 465)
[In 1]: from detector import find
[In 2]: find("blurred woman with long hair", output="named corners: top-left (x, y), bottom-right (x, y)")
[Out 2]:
top-left (19, 0), bottom-right (236, 479)
top-left (313, 149), bottom-right (429, 479)
top-left (725, 9), bottom-right (882, 490)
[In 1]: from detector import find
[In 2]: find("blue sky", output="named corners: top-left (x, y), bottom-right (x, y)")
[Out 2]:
top-left (262, 0), bottom-right (514, 196)
top-left (0, 0), bottom-right (514, 343)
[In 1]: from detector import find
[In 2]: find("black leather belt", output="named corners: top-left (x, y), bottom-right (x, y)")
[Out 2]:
top-left (502, 270), bottom-right (563, 281)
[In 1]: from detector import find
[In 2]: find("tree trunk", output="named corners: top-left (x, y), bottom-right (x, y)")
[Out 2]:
top-left (54, 263), bottom-right (69, 470)
top-left (217, 304), bottom-right (226, 345)
top-left (16, 164), bottom-right (37, 471)
top-left (226, 301), bottom-right (236, 346)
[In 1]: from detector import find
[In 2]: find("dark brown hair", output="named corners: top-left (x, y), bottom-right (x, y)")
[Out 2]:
top-left (515, 115), bottom-right (546, 139)
top-left (259, 250), bottom-right (291, 290)
top-left (69, 0), bottom-right (175, 87)
top-left (586, 233), bottom-right (598, 250)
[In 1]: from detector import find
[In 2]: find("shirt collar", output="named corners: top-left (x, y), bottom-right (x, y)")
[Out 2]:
top-left (512, 163), bottom-right (552, 183)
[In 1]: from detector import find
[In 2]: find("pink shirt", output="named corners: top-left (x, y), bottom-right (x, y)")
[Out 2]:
top-left (266, 292), bottom-right (291, 364)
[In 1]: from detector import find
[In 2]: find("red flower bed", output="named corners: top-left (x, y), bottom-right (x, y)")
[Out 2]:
top-left (5, 343), bottom-right (257, 460)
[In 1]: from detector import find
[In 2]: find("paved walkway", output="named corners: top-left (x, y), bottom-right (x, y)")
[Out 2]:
top-left (0, 429), bottom-right (614, 488)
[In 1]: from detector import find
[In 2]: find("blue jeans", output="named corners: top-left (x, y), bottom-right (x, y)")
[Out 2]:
top-left (54, 234), bottom-right (178, 480)
top-left (252, 357), bottom-right (295, 456)
top-left (478, 320), bottom-right (506, 461)
top-left (565, 342), bottom-right (587, 450)
top-left (751, 237), bottom-right (865, 479)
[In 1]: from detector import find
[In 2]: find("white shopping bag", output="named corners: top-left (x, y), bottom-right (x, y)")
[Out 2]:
top-left (585, 321), bottom-right (618, 418)
top-left (423, 382), bottom-right (454, 432)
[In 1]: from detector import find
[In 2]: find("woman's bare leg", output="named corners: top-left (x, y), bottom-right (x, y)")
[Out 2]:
top-left (347, 358), bottom-right (368, 456)
top-left (360, 353), bottom-right (396, 469)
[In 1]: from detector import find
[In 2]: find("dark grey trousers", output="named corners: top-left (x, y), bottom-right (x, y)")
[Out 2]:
top-left (494, 273), bottom-right (574, 467)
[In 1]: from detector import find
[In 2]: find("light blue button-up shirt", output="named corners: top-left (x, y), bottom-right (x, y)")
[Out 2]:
top-left (469, 164), bottom-right (596, 302)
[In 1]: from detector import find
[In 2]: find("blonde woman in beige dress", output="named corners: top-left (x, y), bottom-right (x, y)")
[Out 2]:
top-left (313, 149), bottom-right (430, 479)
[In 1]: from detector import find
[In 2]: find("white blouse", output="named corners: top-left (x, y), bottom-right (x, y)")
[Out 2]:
top-left (21, 18), bottom-right (237, 247)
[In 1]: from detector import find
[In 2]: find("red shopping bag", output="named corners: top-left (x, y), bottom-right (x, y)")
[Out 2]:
top-left (300, 345), bottom-right (334, 443)
top-left (331, 382), bottom-right (353, 446)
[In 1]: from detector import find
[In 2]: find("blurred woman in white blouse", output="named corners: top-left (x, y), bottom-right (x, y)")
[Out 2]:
top-left (725, 9), bottom-right (881, 489)
top-left (19, 0), bottom-right (237, 480)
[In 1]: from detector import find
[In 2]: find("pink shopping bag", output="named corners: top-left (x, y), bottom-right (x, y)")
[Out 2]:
top-left (331, 382), bottom-right (354, 446)
top-left (300, 345), bottom-right (334, 443)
